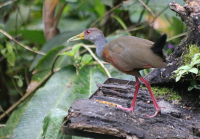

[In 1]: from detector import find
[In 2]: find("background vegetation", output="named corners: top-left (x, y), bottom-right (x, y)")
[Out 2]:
top-left (0, 0), bottom-right (187, 138)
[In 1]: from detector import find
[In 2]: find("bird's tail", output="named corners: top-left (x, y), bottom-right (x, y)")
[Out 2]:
top-left (151, 34), bottom-right (167, 59)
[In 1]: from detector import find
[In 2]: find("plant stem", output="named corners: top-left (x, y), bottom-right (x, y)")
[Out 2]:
top-left (0, 28), bottom-right (45, 55)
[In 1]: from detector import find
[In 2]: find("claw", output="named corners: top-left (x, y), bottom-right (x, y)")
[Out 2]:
top-left (117, 105), bottom-right (134, 112)
top-left (143, 106), bottom-right (165, 118)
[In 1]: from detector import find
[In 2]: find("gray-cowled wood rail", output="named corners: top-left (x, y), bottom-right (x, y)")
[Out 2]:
top-left (67, 28), bottom-right (167, 118)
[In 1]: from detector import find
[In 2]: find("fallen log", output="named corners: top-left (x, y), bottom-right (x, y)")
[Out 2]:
top-left (62, 78), bottom-right (200, 139)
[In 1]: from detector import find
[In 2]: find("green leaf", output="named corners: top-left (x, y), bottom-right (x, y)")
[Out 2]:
top-left (188, 86), bottom-right (194, 91)
top-left (101, 0), bottom-right (113, 7)
top-left (13, 75), bottom-right (19, 79)
top-left (191, 53), bottom-right (200, 66)
top-left (0, 48), bottom-right (6, 56)
top-left (178, 65), bottom-right (191, 70)
top-left (3, 5), bottom-right (30, 32)
top-left (194, 85), bottom-right (200, 89)
top-left (0, 95), bottom-right (33, 139)
top-left (30, 31), bottom-right (82, 71)
top-left (175, 74), bottom-right (182, 82)
top-left (6, 43), bottom-right (15, 66)
top-left (189, 68), bottom-right (198, 74)
top-left (16, 30), bottom-right (46, 45)
top-left (111, 15), bottom-right (131, 36)
top-left (60, 43), bottom-right (82, 57)
top-left (94, 0), bottom-right (106, 17)
top-left (17, 79), bottom-right (23, 87)
top-left (175, 69), bottom-right (187, 76)
top-left (12, 65), bottom-right (107, 139)
top-left (190, 80), bottom-right (195, 86)
top-left (32, 46), bottom-right (73, 82)
top-left (81, 54), bottom-right (93, 64)
top-left (42, 108), bottom-right (67, 139)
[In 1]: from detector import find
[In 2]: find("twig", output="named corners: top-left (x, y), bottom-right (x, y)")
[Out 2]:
top-left (0, 0), bottom-right (18, 8)
top-left (54, 2), bottom-right (67, 27)
top-left (138, 0), bottom-right (149, 23)
top-left (0, 28), bottom-right (45, 55)
top-left (167, 32), bottom-right (187, 42)
top-left (108, 6), bottom-right (168, 36)
top-left (90, 1), bottom-right (125, 27)
top-left (51, 47), bottom-right (72, 73)
top-left (82, 44), bottom-right (111, 78)
top-left (88, 61), bottom-right (109, 65)
top-left (138, 0), bottom-right (155, 17)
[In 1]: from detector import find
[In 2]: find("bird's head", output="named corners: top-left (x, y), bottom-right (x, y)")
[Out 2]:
top-left (67, 28), bottom-right (104, 43)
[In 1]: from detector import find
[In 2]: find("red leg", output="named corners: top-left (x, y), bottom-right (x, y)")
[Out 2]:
top-left (139, 77), bottom-right (165, 118)
top-left (118, 77), bottom-right (140, 112)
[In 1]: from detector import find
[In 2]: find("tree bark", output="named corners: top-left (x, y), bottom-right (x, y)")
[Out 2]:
top-left (145, 0), bottom-right (200, 84)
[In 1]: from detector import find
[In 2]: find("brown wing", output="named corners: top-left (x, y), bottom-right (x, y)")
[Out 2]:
top-left (102, 36), bottom-right (166, 72)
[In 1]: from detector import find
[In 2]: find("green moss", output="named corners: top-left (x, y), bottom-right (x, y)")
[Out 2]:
top-left (182, 44), bottom-right (200, 64)
top-left (171, 44), bottom-right (200, 80)
top-left (141, 85), bottom-right (182, 101)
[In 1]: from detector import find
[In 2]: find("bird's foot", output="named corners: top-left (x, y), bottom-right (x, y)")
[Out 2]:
top-left (117, 105), bottom-right (134, 112)
top-left (144, 106), bottom-right (165, 118)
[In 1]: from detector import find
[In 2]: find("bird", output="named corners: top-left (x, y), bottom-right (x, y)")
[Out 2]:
top-left (67, 28), bottom-right (167, 118)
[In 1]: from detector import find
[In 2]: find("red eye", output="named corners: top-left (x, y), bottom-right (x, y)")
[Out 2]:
top-left (86, 30), bottom-right (90, 34)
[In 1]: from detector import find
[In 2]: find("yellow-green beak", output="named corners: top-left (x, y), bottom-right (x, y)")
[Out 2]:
top-left (67, 32), bottom-right (84, 43)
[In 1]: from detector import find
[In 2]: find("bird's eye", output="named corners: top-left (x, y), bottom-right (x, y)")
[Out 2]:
top-left (85, 30), bottom-right (91, 34)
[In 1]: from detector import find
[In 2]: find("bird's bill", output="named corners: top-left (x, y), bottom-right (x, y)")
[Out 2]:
top-left (67, 33), bottom-right (84, 43)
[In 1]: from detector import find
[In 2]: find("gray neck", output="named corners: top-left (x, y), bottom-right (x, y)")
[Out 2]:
top-left (94, 37), bottom-right (107, 60)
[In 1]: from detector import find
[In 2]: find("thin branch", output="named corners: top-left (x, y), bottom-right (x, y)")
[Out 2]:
top-left (88, 61), bottom-right (109, 65)
top-left (138, 0), bottom-right (155, 17)
top-left (108, 6), bottom-right (168, 36)
top-left (51, 47), bottom-right (72, 73)
top-left (167, 32), bottom-right (187, 42)
top-left (90, 1), bottom-right (124, 27)
top-left (54, 2), bottom-right (67, 27)
top-left (82, 44), bottom-right (111, 78)
top-left (0, 0), bottom-right (18, 8)
top-left (138, 0), bottom-right (149, 23)
top-left (0, 28), bottom-right (45, 55)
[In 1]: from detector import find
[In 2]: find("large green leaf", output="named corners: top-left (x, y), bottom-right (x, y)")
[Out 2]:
top-left (42, 108), bottom-right (67, 139)
top-left (15, 30), bottom-right (46, 45)
top-left (30, 31), bottom-right (82, 71)
top-left (0, 95), bottom-right (34, 139)
top-left (12, 65), bottom-right (107, 139)
top-left (94, 0), bottom-right (106, 17)
top-left (32, 46), bottom-right (73, 82)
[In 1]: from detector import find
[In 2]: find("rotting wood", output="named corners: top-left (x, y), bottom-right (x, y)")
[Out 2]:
top-left (63, 78), bottom-right (200, 139)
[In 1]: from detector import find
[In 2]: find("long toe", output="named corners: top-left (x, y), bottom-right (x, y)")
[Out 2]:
top-left (144, 108), bottom-right (161, 118)
top-left (117, 105), bottom-right (134, 112)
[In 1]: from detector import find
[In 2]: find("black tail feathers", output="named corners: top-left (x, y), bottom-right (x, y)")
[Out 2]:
top-left (151, 34), bottom-right (167, 58)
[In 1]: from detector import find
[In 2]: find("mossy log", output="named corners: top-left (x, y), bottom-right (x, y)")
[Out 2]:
top-left (62, 78), bottom-right (200, 139)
